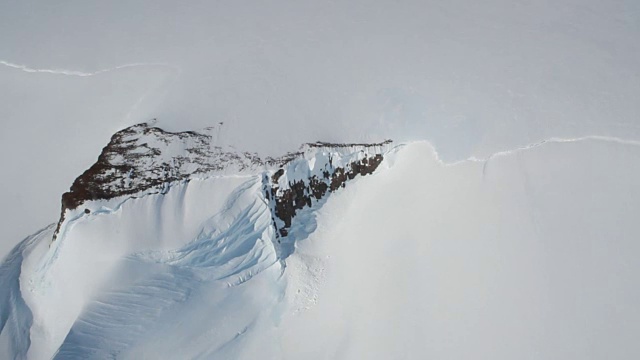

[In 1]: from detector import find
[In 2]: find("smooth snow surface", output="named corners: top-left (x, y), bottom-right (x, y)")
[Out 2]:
top-left (2, 140), bottom-right (640, 359)
top-left (279, 141), bottom-right (640, 359)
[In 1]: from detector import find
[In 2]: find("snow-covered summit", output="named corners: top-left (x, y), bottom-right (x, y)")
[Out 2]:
top-left (3, 135), bottom-right (640, 359)
top-left (0, 122), bottom-right (395, 359)
top-left (53, 121), bottom-right (392, 241)
top-left (61, 121), bottom-right (275, 212)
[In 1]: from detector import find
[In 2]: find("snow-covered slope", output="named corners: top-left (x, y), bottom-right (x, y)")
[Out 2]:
top-left (279, 140), bottom-right (640, 359)
top-left (2, 122), bottom-right (640, 359)
top-left (3, 0), bottom-right (639, 261)
top-left (1, 123), bottom-right (392, 359)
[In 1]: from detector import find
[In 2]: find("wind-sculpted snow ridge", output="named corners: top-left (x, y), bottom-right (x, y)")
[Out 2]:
top-left (0, 121), bottom-right (392, 359)
top-left (0, 226), bottom-right (52, 359)
top-left (53, 121), bottom-right (392, 243)
top-left (4, 132), bottom-right (639, 359)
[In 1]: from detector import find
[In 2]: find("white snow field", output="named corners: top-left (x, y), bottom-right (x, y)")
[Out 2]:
top-left (2, 138), bottom-right (640, 359)
top-left (1, 0), bottom-right (639, 358)
top-left (2, 0), bottom-right (640, 257)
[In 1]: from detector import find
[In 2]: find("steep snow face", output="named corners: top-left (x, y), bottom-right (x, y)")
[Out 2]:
top-left (3, 126), bottom-right (640, 359)
top-left (53, 121), bottom-right (278, 240)
top-left (60, 121), bottom-right (279, 212)
top-left (0, 226), bottom-right (50, 359)
top-left (54, 122), bottom-right (391, 241)
top-left (24, 176), bottom-right (264, 359)
top-left (1, 123), bottom-right (391, 359)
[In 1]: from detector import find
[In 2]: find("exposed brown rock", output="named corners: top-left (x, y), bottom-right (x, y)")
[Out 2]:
top-left (52, 121), bottom-right (390, 242)
top-left (268, 153), bottom-right (385, 238)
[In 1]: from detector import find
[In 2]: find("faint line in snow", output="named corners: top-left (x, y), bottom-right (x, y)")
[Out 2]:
top-left (476, 136), bottom-right (640, 176)
top-left (0, 58), bottom-right (183, 123)
top-left (0, 59), bottom-right (180, 77)
top-left (430, 135), bottom-right (640, 176)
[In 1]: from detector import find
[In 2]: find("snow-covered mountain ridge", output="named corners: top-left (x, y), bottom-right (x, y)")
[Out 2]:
top-left (54, 121), bottom-right (392, 244)
top-left (2, 133), bottom-right (640, 359)
top-left (0, 122), bottom-right (394, 359)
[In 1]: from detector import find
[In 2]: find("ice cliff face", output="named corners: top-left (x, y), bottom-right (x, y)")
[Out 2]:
top-left (54, 121), bottom-right (391, 245)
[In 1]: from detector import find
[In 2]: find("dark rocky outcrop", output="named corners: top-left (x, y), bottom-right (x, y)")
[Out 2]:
top-left (52, 121), bottom-right (391, 241)
top-left (267, 153), bottom-right (385, 237)
top-left (60, 123), bottom-right (287, 212)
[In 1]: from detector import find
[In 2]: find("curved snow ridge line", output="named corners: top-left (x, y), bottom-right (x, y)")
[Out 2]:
top-left (473, 135), bottom-right (640, 163)
top-left (0, 225), bottom-right (54, 359)
top-left (428, 135), bottom-right (640, 174)
top-left (0, 59), bottom-right (181, 77)
top-left (36, 178), bottom-right (188, 281)
top-left (476, 135), bottom-right (640, 176)
top-left (135, 178), bottom-right (280, 285)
